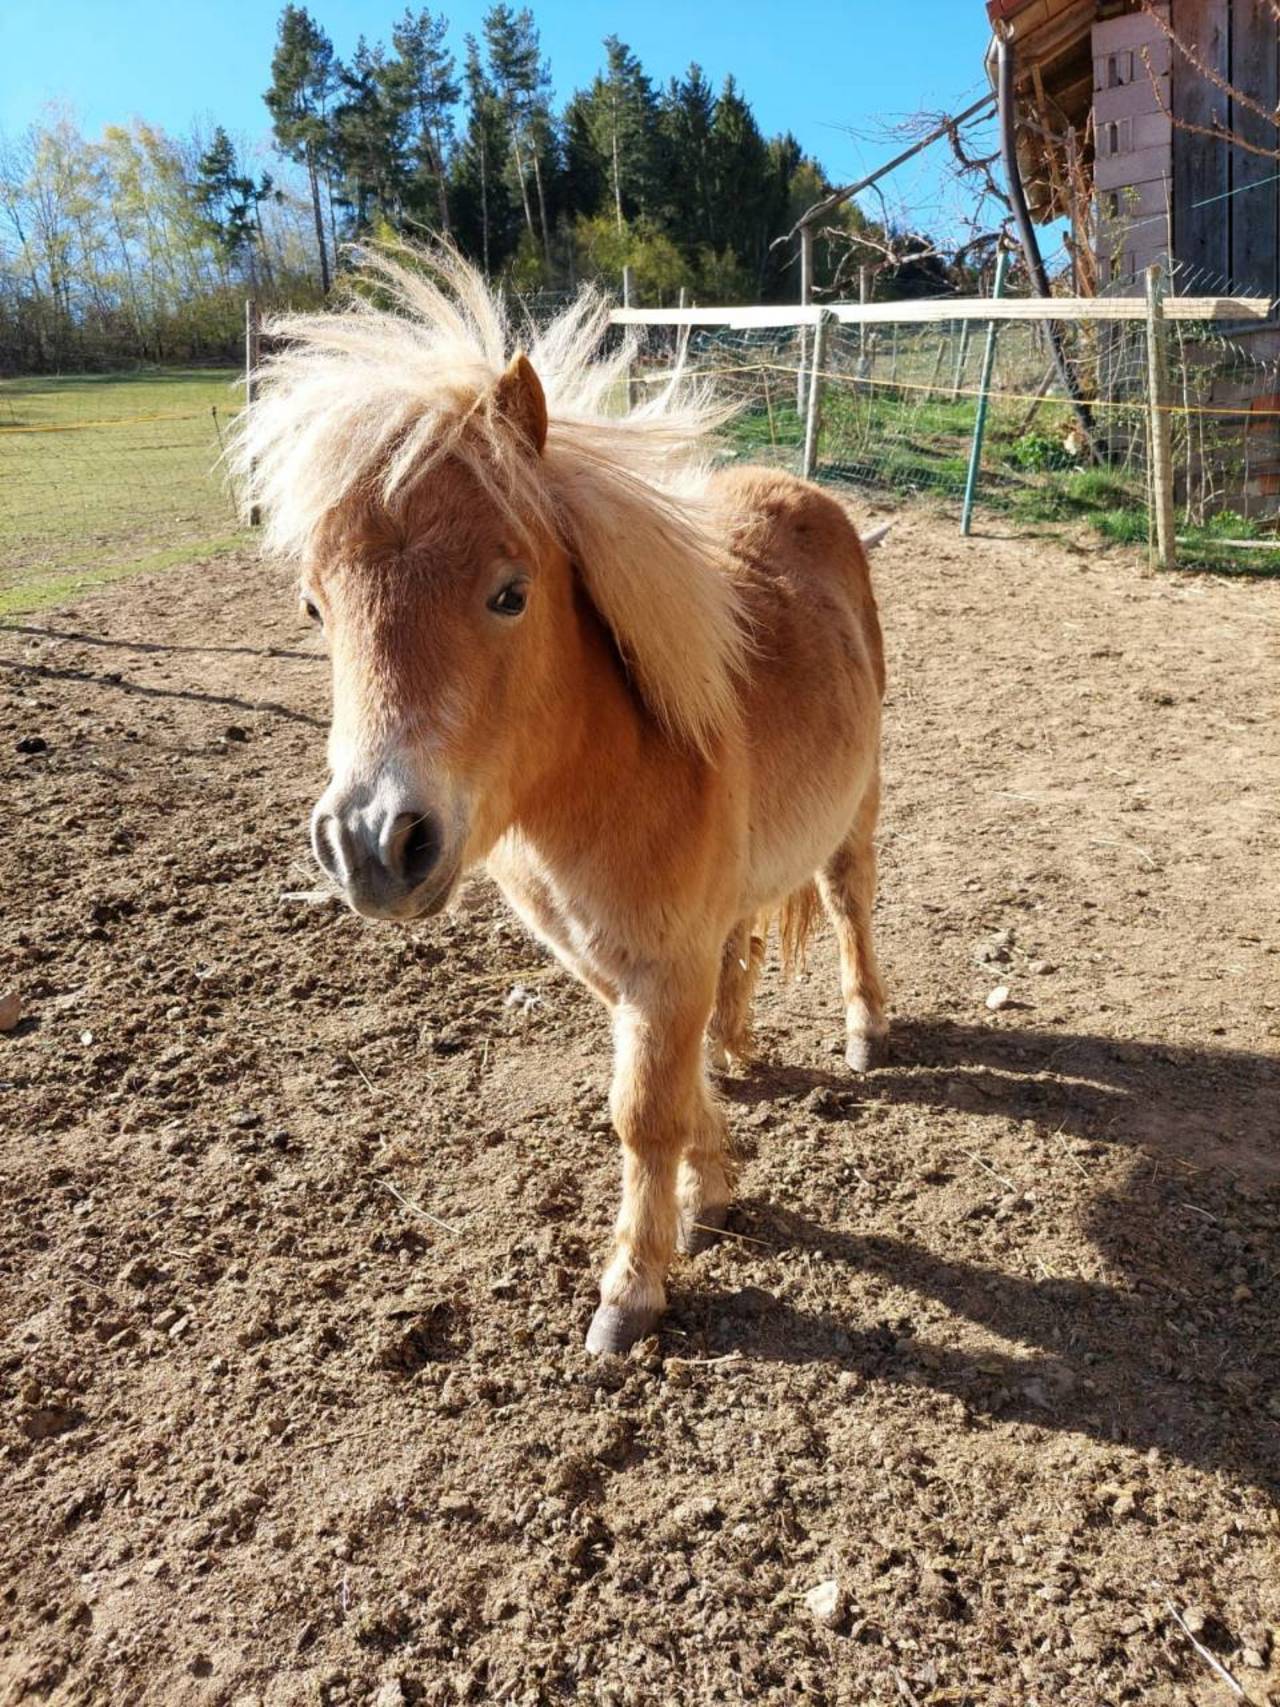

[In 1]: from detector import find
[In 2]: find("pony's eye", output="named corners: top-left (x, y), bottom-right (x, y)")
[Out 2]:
top-left (488, 581), bottom-right (528, 618)
top-left (301, 596), bottom-right (322, 627)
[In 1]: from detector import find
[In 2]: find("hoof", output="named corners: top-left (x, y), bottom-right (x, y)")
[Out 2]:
top-left (705, 1038), bottom-right (731, 1074)
top-left (677, 1201), bottom-right (728, 1256)
top-left (846, 1032), bottom-right (889, 1073)
top-left (585, 1303), bottom-right (659, 1356)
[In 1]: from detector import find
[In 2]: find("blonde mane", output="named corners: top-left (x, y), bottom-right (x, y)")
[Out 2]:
top-left (230, 243), bottom-right (747, 754)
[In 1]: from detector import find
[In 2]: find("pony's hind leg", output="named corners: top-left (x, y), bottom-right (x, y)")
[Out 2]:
top-left (676, 1098), bottom-right (732, 1256)
top-left (706, 918), bottom-right (765, 1072)
top-left (588, 964), bottom-right (718, 1355)
top-left (817, 785), bottom-right (889, 1073)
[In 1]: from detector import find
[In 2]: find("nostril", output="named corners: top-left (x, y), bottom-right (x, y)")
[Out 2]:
top-left (392, 811), bottom-right (443, 886)
top-left (313, 813), bottom-right (348, 884)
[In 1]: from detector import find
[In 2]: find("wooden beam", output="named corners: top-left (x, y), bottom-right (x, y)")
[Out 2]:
top-left (610, 294), bottom-right (1273, 330)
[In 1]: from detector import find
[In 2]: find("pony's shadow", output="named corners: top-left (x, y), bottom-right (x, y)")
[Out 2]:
top-left (725, 1014), bottom-right (1279, 1168)
top-left (689, 1018), bottom-right (1280, 1494)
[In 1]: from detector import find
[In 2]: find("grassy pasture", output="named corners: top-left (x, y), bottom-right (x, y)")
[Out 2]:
top-left (0, 368), bottom-right (249, 614)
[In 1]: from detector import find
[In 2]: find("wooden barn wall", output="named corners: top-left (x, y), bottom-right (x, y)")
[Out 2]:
top-left (1171, 0), bottom-right (1280, 295)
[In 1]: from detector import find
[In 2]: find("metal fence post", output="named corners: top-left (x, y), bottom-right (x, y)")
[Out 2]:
top-left (244, 298), bottom-right (261, 528)
top-left (802, 309), bottom-right (830, 481)
top-left (960, 246), bottom-right (1010, 536)
top-left (1145, 263), bottom-right (1176, 570)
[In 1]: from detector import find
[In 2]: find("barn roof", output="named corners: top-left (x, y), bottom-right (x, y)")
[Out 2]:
top-left (984, 1), bottom-right (1144, 221)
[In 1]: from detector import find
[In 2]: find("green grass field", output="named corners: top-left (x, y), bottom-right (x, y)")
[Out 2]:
top-left (0, 368), bottom-right (250, 614)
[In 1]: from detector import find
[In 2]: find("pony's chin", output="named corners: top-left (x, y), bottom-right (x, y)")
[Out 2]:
top-left (406, 867), bottom-right (460, 920)
top-left (346, 863), bottom-right (460, 924)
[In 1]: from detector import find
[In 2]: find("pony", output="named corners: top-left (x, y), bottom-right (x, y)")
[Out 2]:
top-left (231, 245), bottom-right (890, 1355)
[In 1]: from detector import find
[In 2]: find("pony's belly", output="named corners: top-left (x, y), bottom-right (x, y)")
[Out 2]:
top-left (742, 738), bottom-right (875, 911)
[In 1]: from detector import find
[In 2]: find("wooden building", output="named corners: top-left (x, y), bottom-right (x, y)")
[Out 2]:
top-left (986, 0), bottom-right (1280, 513)
top-left (986, 0), bottom-right (1280, 299)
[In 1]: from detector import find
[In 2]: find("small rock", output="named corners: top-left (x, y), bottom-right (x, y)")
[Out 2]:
top-left (1028, 959), bottom-right (1055, 975)
top-left (22, 1404), bottom-right (80, 1440)
top-left (1241, 1647), bottom-right (1267, 1670)
top-left (373, 1683), bottom-right (407, 1707)
top-left (0, 990), bottom-right (20, 1032)
top-left (804, 1578), bottom-right (846, 1630)
top-left (985, 985), bottom-right (1011, 1011)
top-left (265, 1410), bottom-right (289, 1437)
top-left (16, 735), bottom-right (48, 754)
top-left (154, 1307), bottom-right (182, 1333)
top-left (230, 1108), bottom-right (261, 1130)
top-left (167, 1316), bottom-right (190, 1341)
top-left (672, 1495), bottom-right (721, 1531)
top-left (223, 725), bottom-right (249, 743)
top-left (79, 1029), bottom-right (94, 1047)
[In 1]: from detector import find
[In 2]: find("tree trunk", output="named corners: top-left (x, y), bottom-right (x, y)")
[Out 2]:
top-left (511, 128), bottom-right (536, 247)
top-left (611, 108), bottom-right (623, 236)
top-left (530, 142), bottom-right (551, 270)
top-left (307, 143), bottom-right (331, 293)
top-left (479, 134), bottom-right (490, 272)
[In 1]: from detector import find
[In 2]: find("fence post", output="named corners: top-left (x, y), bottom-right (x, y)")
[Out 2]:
top-left (960, 246), bottom-right (1010, 536)
top-left (802, 309), bottom-right (830, 481)
top-left (244, 298), bottom-right (261, 528)
top-left (1145, 262), bottom-right (1176, 570)
top-left (797, 223), bottom-right (814, 415)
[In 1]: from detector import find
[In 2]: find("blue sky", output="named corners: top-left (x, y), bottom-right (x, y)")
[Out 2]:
top-left (3, 1), bottom-right (998, 231)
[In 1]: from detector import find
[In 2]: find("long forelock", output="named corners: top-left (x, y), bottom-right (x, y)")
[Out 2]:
top-left (230, 243), bottom-right (747, 755)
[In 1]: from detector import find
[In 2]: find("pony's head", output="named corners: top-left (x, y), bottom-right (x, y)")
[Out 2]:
top-left (232, 244), bottom-right (745, 921)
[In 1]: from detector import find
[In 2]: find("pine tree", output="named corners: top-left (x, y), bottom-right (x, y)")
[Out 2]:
top-left (482, 5), bottom-right (553, 270)
top-left (582, 37), bottom-right (660, 235)
top-left (659, 65), bottom-right (717, 251)
top-left (194, 126), bottom-right (273, 288)
top-left (331, 37), bottom-right (409, 234)
top-left (386, 9), bottom-right (460, 234)
top-left (264, 5), bottom-right (336, 291)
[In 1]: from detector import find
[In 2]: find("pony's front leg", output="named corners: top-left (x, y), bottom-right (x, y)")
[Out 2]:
top-left (586, 971), bottom-right (714, 1355)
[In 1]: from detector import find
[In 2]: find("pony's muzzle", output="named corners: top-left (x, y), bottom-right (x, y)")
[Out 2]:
top-left (312, 796), bottom-right (449, 920)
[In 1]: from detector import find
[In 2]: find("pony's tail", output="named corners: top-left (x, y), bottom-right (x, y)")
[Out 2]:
top-left (777, 880), bottom-right (822, 978)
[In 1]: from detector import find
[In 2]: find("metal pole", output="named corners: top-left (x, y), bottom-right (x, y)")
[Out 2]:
top-left (802, 310), bottom-right (830, 480)
top-left (1145, 262), bottom-right (1176, 570)
top-left (244, 298), bottom-right (261, 528)
top-left (960, 247), bottom-right (1010, 536)
top-left (997, 28), bottom-right (1100, 463)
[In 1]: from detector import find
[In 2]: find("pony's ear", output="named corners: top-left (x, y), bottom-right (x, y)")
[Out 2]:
top-left (491, 352), bottom-right (548, 455)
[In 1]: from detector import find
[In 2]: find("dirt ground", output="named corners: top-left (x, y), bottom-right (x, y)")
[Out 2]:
top-left (2, 508), bottom-right (1278, 1707)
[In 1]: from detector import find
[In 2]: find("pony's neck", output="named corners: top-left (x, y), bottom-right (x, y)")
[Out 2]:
top-left (510, 573), bottom-right (697, 851)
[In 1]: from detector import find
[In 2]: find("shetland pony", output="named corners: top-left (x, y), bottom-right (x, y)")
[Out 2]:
top-left (232, 245), bottom-right (889, 1355)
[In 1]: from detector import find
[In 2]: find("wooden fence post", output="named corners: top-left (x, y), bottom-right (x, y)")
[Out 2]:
top-left (802, 309), bottom-right (830, 480)
top-left (1145, 263), bottom-right (1176, 570)
top-left (244, 298), bottom-right (261, 528)
top-left (797, 223), bottom-right (814, 415)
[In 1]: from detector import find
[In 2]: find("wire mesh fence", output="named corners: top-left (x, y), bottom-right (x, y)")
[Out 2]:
top-left (4, 277), bottom-right (1279, 616)
top-left (625, 279), bottom-right (1280, 572)
top-left (0, 368), bottom-right (247, 610)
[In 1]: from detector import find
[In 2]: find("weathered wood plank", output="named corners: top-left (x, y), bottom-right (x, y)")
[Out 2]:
top-left (1171, 0), bottom-right (1230, 284)
top-left (611, 295), bottom-right (1273, 330)
top-left (1229, 0), bottom-right (1280, 299)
